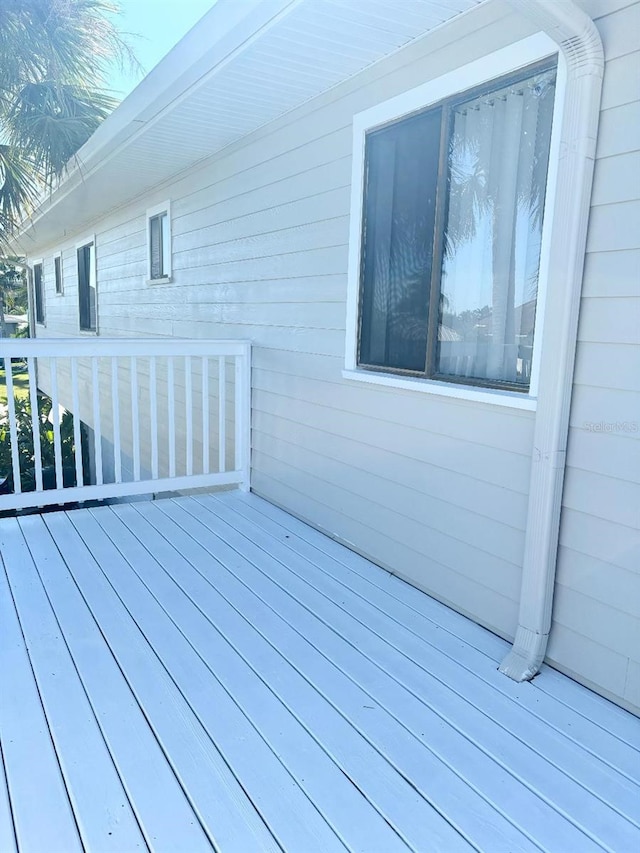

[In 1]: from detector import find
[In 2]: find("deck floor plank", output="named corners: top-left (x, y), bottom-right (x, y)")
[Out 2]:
top-left (226, 490), bottom-right (508, 661)
top-left (3, 516), bottom-right (147, 852)
top-left (42, 510), bottom-right (281, 853)
top-left (201, 493), bottom-right (640, 828)
top-left (69, 504), bottom-right (375, 853)
top-left (0, 527), bottom-right (82, 853)
top-left (31, 513), bottom-right (215, 853)
top-left (162, 495), bottom-right (631, 853)
top-left (226, 491), bottom-right (640, 781)
top-left (139, 497), bottom-right (547, 853)
top-left (1, 492), bottom-right (639, 853)
top-left (94, 501), bottom-right (452, 853)
top-left (0, 740), bottom-right (18, 852)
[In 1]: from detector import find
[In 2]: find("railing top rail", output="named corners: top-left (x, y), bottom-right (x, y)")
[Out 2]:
top-left (0, 338), bottom-right (252, 358)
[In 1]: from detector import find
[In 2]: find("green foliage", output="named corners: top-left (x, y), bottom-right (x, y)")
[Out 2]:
top-left (0, 0), bottom-right (138, 245)
top-left (0, 393), bottom-right (82, 492)
top-left (0, 258), bottom-right (27, 319)
top-left (0, 361), bottom-right (29, 406)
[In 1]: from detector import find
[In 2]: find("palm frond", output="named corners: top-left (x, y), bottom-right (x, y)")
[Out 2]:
top-left (0, 1), bottom-right (138, 91)
top-left (0, 0), bottom-right (138, 231)
top-left (8, 81), bottom-right (116, 179)
top-left (0, 143), bottom-right (39, 243)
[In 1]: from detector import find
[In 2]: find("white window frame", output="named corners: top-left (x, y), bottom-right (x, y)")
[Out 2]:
top-left (53, 251), bottom-right (64, 295)
top-left (146, 200), bottom-right (172, 283)
top-left (344, 34), bottom-right (566, 412)
top-left (32, 258), bottom-right (45, 326)
top-left (76, 234), bottom-right (98, 335)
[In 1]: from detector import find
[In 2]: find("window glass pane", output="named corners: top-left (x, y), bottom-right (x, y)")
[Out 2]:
top-left (78, 243), bottom-right (96, 331)
top-left (161, 213), bottom-right (170, 276)
top-left (435, 67), bottom-right (556, 387)
top-left (34, 264), bottom-right (44, 323)
top-left (54, 256), bottom-right (62, 294)
top-left (88, 244), bottom-right (97, 330)
top-left (150, 213), bottom-right (166, 278)
top-left (359, 109), bottom-right (441, 372)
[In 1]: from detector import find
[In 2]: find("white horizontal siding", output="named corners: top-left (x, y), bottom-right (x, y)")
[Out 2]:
top-left (31, 0), bottom-right (640, 712)
top-left (550, 2), bottom-right (640, 714)
top-left (582, 248), bottom-right (639, 297)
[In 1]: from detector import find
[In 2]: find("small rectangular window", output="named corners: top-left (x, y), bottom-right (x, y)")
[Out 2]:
top-left (147, 203), bottom-right (171, 281)
top-left (54, 254), bottom-right (63, 294)
top-left (357, 61), bottom-right (556, 392)
top-left (33, 262), bottom-right (45, 324)
top-left (77, 242), bottom-right (97, 331)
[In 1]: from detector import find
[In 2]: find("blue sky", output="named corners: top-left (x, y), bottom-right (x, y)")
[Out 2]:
top-left (108, 0), bottom-right (217, 98)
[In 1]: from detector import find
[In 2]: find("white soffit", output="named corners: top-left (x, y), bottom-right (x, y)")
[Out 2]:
top-left (16, 0), bottom-right (484, 250)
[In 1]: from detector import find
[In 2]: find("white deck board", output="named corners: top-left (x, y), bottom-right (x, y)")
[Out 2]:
top-left (0, 746), bottom-right (17, 853)
top-left (115, 500), bottom-right (471, 853)
top-left (40, 510), bottom-right (280, 853)
top-left (232, 492), bottom-right (640, 779)
top-left (21, 513), bottom-right (214, 852)
top-left (192, 495), bottom-right (640, 835)
top-left (0, 518), bottom-right (146, 852)
top-left (178, 496), bottom-right (639, 850)
top-left (0, 546), bottom-right (82, 853)
top-left (1, 492), bottom-right (639, 853)
top-left (207, 494), bottom-right (640, 808)
top-left (66, 506), bottom-right (368, 853)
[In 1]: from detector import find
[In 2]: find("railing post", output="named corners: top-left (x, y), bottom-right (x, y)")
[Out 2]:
top-left (235, 343), bottom-right (252, 492)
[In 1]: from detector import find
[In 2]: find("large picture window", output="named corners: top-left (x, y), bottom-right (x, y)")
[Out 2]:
top-left (357, 60), bottom-right (556, 392)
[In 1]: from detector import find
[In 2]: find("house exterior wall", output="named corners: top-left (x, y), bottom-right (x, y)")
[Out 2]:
top-left (29, 0), bottom-right (639, 713)
top-left (549, 2), bottom-right (640, 712)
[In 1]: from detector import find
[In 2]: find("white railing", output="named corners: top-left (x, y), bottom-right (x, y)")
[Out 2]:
top-left (0, 338), bottom-right (251, 512)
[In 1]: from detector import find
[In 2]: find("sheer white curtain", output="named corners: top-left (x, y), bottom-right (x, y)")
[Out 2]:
top-left (437, 69), bottom-right (556, 386)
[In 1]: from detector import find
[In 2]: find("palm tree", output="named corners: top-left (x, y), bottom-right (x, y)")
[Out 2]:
top-left (0, 0), bottom-right (136, 246)
top-left (0, 258), bottom-right (26, 337)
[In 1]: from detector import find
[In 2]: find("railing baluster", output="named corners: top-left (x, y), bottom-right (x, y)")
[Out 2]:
top-left (167, 356), bottom-right (176, 478)
top-left (185, 355), bottom-right (193, 476)
top-left (91, 357), bottom-right (103, 486)
top-left (202, 356), bottom-right (209, 475)
top-left (71, 358), bottom-right (83, 489)
top-left (111, 357), bottom-right (122, 484)
top-left (4, 357), bottom-right (22, 494)
top-left (150, 356), bottom-right (158, 479)
top-left (50, 360), bottom-right (64, 490)
top-left (27, 356), bottom-right (43, 492)
top-left (131, 356), bottom-right (140, 481)
top-left (235, 344), bottom-right (251, 490)
top-left (218, 356), bottom-right (226, 473)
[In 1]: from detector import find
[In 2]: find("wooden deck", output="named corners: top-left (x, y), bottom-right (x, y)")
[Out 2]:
top-left (1, 492), bottom-right (638, 852)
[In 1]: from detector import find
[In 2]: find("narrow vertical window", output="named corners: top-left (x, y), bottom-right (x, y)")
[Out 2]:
top-left (147, 203), bottom-right (171, 281)
top-left (78, 242), bottom-right (97, 331)
top-left (33, 262), bottom-right (45, 324)
top-left (54, 254), bottom-right (63, 294)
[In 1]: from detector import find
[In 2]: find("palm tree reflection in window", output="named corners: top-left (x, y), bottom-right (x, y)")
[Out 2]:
top-left (436, 69), bottom-right (556, 386)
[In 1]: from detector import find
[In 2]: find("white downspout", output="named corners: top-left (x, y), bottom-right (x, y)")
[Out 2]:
top-left (499, 0), bottom-right (604, 681)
